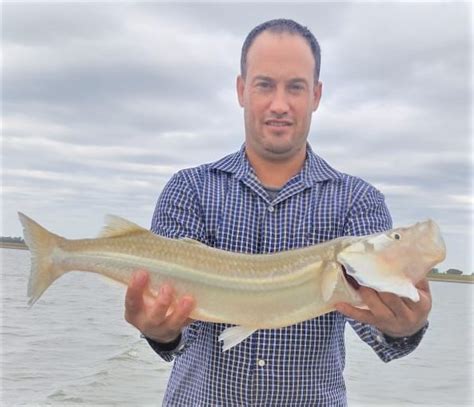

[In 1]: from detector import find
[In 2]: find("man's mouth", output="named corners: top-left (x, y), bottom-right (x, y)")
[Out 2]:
top-left (265, 120), bottom-right (292, 127)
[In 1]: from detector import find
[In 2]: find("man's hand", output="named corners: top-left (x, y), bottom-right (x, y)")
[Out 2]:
top-left (124, 270), bottom-right (195, 344)
top-left (335, 278), bottom-right (432, 338)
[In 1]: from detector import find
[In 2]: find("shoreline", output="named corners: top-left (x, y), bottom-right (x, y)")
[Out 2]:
top-left (1, 243), bottom-right (28, 250)
top-left (427, 276), bottom-right (473, 284)
top-left (2, 244), bottom-right (472, 284)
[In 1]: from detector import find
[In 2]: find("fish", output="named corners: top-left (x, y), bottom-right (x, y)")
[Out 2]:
top-left (18, 212), bottom-right (446, 351)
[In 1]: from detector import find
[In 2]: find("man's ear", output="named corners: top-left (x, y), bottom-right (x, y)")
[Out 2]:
top-left (312, 81), bottom-right (323, 112)
top-left (236, 75), bottom-right (245, 107)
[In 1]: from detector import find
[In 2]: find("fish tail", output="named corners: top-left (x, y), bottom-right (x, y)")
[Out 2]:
top-left (18, 212), bottom-right (67, 307)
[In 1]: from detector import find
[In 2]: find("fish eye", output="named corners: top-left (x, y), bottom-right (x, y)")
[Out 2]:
top-left (391, 233), bottom-right (401, 240)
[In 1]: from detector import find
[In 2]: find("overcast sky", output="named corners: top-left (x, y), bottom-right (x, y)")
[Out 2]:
top-left (2, 1), bottom-right (472, 273)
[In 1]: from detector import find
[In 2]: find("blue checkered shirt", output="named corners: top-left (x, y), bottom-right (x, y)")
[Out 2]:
top-left (147, 145), bottom-right (426, 406)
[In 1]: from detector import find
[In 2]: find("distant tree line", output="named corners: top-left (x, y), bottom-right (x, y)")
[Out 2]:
top-left (430, 268), bottom-right (465, 275)
top-left (0, 236), bottom-right (25, 243)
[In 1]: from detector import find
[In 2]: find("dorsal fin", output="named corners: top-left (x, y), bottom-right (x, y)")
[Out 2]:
top-left (98, 215), bottom-right (147, 238)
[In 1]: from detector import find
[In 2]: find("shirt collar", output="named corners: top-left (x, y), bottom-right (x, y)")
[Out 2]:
top-left (209, 144), bottom-right (251, 180)
top-left (303, 144), bottom-right (342, 185)
top-left (209, 143), bottom-right (341, 186)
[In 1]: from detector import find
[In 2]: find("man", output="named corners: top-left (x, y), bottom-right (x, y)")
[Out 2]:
top-left (125, 19), bottom-right (431, 406)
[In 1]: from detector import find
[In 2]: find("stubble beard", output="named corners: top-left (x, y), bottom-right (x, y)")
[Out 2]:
top-left (250, 132), bottom-right (307, 163)
top-left (244, 111), bottom-right (309, 162)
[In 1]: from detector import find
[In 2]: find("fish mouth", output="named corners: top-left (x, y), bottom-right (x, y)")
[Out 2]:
top-left (341, 264), bottom-right (361, 290)
top-left (427, 219), bottom-right (447, 262)
top-left (416, 219), bottom-right (447, 264)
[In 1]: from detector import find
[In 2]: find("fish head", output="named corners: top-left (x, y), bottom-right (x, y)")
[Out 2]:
top-left (337, 220), bottom-right (446, 301)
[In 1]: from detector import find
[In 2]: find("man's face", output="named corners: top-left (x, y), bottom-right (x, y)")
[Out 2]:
top-left (237, 31), bottom-right (322, 161)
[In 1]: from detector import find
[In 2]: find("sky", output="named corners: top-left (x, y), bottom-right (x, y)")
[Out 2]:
top-left (2, 1), bottom-right (472, 273)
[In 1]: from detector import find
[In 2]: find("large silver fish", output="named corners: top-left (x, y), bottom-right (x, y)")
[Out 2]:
top-left (18, 212), bottom-right (446, 350)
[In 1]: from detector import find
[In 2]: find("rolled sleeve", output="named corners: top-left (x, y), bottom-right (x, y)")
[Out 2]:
top-left (142, 321), bottom-right (204, 362)
top-left (348, 319), bottom-right (429, 363)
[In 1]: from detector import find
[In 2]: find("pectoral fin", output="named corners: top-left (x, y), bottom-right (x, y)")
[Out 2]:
top-left (218, 326), bottom-right (256, 351)
top-left (337, 249), bottom-right (420, 302)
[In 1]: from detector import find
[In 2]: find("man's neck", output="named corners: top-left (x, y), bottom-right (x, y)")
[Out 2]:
top-left (245, 147), bottom-right (307, 188)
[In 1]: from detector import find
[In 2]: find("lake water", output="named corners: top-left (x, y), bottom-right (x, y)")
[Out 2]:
top-left (1, 248), bottom-right (472, 406)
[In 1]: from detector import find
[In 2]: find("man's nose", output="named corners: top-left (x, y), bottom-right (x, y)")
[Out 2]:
top-left (269, 87), bottom-right (290, 115)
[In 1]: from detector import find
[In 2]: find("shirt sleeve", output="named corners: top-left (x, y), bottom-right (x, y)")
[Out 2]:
top-left (144, 171), bottom-right (205, 362)
top-left (342, 182), bottom-right (428, 362)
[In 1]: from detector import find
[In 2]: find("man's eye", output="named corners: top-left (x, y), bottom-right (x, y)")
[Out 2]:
top-left (289, 84), bottom-right (304, 91)
top-left (257, 82), bottom-right (271, 89)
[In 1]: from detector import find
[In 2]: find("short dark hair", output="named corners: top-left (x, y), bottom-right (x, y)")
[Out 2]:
top-left (240, 19), bottom-right (321, 81)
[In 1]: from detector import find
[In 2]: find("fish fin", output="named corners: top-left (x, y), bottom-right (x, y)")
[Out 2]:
top-left (218, 326), bottom-right (256, 351)
top-left (356, 275), bottom-right (419, 302)
top-left (18, 212), bottom-right (67, 306)
top-left (99, 215), bottom-right (147, 238)
top-left (377, 280), bottom-right (420, 302)
top-left (321, 264), bottom-right (339, 302)
top-left (337, 250), bottom-right (420, 302)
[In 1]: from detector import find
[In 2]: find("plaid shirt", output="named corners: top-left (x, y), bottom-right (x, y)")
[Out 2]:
top-left (146, 145), bottom-right (426, 406)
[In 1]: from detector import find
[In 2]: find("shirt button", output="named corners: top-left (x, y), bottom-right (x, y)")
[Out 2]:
top-left (267, 205), bottom-right (274, 212)
top-left (257, 359), bottom-right (266, 367)
top-left (375, 335), bottom-right (383, 343)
